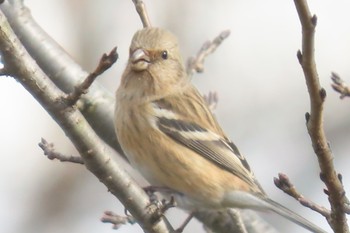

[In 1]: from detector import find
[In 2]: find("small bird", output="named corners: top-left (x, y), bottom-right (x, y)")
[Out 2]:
top-left (114, 27), bottom-right (326, 233)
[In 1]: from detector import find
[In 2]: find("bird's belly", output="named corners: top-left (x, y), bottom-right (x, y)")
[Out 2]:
top-left (118, 128), bottom-right (250, 210)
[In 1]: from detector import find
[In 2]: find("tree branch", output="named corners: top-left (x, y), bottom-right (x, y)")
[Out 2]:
top-left (0, 1), bottom-right (125, 158)
top-left (66, 47), bottom-right (118, 106)
top-left (293, 0), bottom-right (349, 232)
top-left (331, 72), bottom-right (350, 99)
top-left (132, 0), bottom-right (152, 28)
top-left (0, 9), bottom-right (175, 233)
top-left (274, 173), bottom-right (330, 217)
top-left (101, 211), bottom-right (136, 230)
top-left (187, 30), bottom-right (230, 76)
top-left (203, 91), bottom-right (218, 111)
top-left (39, 138), bottom-right (84, 164)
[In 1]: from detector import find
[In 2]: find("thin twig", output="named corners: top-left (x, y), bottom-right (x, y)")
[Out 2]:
top-left (175, 213), bottom-right (195, 233)
top-left (38, 138), bottom-right (84, 164)
top-left (293, 0), bottom-right (349, 232)
top-left (331, 72), bottom-right (350, 99)
top-left (132, 0), bottom-right (152, 28)
top-left (203, 91), bottom-right (219, 111)
top-left (65, 47), bottom-right (118, 106)
top-left (187, 30), bottom-right (230, 76)
top-left (274, 173), bottom-right (330, 217)
top-left (101, 211), bottom-right (136, 229)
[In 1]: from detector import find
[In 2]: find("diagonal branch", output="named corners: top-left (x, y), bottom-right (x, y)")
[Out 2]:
top-left (274, 173), bottom-right (330, 217)
top-left (0, 1), bottom-right (125, 158)
top-left (293, 0), bottom-right (349, 232)
top-left (0, 9), bottom-right (174, 233)
top-left (66, 47), bottom-right (118, 105)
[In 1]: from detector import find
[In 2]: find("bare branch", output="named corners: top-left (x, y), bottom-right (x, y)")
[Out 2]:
top-left (274, 173), bottom-right (330, 217)
top-left (175, 213), bottom-right (194, 233)
top-left (101, 211), bottom-right (136, 229)
top-left (187, 30), bottom-right (230, 76)
top-left (293, 0), bottom-right (349, 232)
top-left (0, 2), bottom-right (125, 157)
top-left (66, 47), bottom-right (118, 105)
top-left (331, 72), bottom-right (350, 99)
top-left (203, 91), bottom-right (218, 112)
top-left (38, 138), bottom-right (84, 164)
top-left (0, 9), bottom-right (174, 233)
top-left (132, 0), bottom-right (152, 28)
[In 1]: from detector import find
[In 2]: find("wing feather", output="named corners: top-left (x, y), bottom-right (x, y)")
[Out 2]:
top-left (156, 116), bottom-right (256, 188)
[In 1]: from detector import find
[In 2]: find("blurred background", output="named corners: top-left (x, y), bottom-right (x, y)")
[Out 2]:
top-left (1, 0), bottom-right (350, 232)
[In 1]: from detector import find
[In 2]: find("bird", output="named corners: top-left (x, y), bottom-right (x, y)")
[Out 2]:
top-left (114, 27), bottom-right (327, 233)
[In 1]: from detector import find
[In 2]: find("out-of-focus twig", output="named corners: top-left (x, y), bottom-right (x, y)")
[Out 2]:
top-left (195, 209), bottom-right (278, 233)
top-left (132, 0), bottom-right (151, 28)
top-left (293, 0), bottom-right (349, 232)
top-left (203, 91), bottom-right (218, 111)
top-left (187, 30), bottom-right (230, 76)
top-left (331, 72), bottom-right (350, 99)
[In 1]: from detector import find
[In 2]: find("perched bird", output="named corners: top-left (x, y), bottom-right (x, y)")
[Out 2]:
top-left (114, 27), bottom-right (326, 233)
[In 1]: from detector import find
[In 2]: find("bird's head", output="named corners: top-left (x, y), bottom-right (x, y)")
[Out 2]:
top-left (129, 27), bottom-right (183, 72)
top-left (120, 27), bottom-right (187, 99)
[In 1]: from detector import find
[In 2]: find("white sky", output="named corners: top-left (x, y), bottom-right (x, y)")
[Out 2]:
top-left (1, 1), bottom-right (350, 232)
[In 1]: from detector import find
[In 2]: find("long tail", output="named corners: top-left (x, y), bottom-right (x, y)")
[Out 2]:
top-left (265, 198), bottom-right (327, 233)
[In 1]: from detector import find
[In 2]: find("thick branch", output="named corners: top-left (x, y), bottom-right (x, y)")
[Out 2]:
top-left (293, 0), bottom-right (349, 232)
top-left (0, 10), bottom-right (174, 233)
top-left (0, 1), bottom-right (124, 157)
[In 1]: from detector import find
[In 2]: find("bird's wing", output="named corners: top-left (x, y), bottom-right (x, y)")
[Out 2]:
top-left (152, 97), bottom-right (260, 191)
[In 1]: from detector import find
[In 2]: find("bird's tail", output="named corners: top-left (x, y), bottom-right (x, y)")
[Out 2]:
top-left (264, 198), bottom-right (327, 233)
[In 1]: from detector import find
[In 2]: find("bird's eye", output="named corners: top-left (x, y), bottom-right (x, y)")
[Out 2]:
top-left (161, 50), bottom-right (168, 60)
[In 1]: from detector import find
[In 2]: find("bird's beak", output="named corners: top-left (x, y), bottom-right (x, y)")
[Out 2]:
top-left (130, 48), bottom-right (150, 71)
